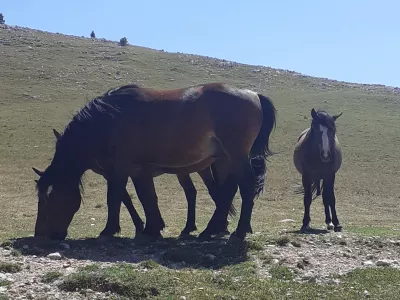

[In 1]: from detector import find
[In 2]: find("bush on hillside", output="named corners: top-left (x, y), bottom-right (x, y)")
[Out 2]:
top-left (119, 37), bottom-right (128, 46)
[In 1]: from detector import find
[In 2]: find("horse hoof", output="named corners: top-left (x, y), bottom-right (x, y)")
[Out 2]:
top-left (300, 225), bottom-right (310, 233)
top-left (198, 231), bottom-right (212, 241)
top-left (99, 227), bottom-right (120, 237)
top-left (327, 223), bottom-right (334, 230)
top-left (334, 225), bottom-right (343, 232)
top-left (228, 231), bottom-right (246, 243)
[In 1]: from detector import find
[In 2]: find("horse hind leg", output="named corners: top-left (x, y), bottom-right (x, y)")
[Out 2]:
top-left (229, 157), bottom-right (259, 241)
top-left (177, 174), bottom-right (198, 236)
top-left (198, 166), bottom-right (238, 240)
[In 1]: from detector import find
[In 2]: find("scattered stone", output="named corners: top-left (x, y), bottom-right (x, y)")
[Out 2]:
top-left (204, 254), bottom-right (216, 261)
top-left (90, 218), bottom-right (96, 221)
top-left (291, 241), bottom-right (301, 248)
top-left (271, 259), bottom-right (280, 265)
top-left (376, 259), bottom-right (392, 267)
top-left (0, 286), bottom-right (7, 293)
top-left (180, 297), bottom-right (187, 300)
top-left (363, 260), bottom-right (375, 266)
top-left (47, 252), bottom-right (62, 260)
top-left (339, 240), bottom-right (347, 246)
top-left (59, 243), bottom-right (70, 250)
top-left (279, 219), bottom-right (295, 223)
top-left (343, 253), bottom-right (351, 258)
top-left (364, 290), bottom-right (370, 297)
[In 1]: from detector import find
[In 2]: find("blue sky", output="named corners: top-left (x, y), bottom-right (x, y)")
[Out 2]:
top-left (2, 0), bottom-right (400, 87)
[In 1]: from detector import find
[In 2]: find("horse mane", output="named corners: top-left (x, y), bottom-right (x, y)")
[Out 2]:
top-left (313, 109), bottom-right (336, 130)
top-left (37, 83), bottom-right (143, 194)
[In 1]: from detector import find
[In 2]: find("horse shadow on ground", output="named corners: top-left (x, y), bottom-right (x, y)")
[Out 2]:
top-left (286, 228), bottom-right (330, 235)
top-left (5, 234), bottom-right (249, 270)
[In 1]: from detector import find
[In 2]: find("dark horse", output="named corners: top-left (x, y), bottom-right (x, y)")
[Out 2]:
top-left (34, 129), bottom-right (237, 237)
top-left (33, 83), bottom-right (276, 241)
top-left (293, 108), bottom-right (343, 233)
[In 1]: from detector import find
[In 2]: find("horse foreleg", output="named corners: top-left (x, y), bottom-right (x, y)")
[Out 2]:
top-left (323, 174), bottom-right (342, 232)
top-left (322, 185), bottom-right (333, 230)
top-left (301, 174), bottom-right (312, 233)
top-left (121, 186), bottom-right (145, 236)
top-left (177, 174), bottom-right (198, 236)
top-left (100, 178), bottom-right (127, 236)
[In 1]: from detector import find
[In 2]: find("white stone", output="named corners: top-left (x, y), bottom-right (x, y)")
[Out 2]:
top-left (47, 252), bottom-right (62, 260)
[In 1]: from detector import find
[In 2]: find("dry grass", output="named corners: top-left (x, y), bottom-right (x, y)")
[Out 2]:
top-left (0, 25), bottom-right (399, 244)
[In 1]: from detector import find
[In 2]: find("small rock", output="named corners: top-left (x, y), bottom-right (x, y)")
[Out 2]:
top-left (90, 218), bottom-right (96, 221)
top-left (297, 261), bottom-right (305, 269)
top-left (343, 253), bottom-right (351, 258)
top-left (376, 259), bottom-right (391, 267)
top-left (63, 262), bottom-right (71, 268)
top-left (47, 252), bottom-right (62, 260)
top-left (279, 219), bottom-right (295, 223)
top-left (364, 290), bottom-right (370, 297)
top-left (180, 297), bottom-right (187, 300)
top-left (91, 223), bottom-right (95, 226)
top-left (0, 286), bottom-right (7, 293)
top-left (271, 259), bottom-right (280, 265)
top-left (291, 241), bottom-right (301, 248)
top-left (59, 242), bottom-right (70, 250)
top-left (204, 254), bottom-right (216, 261)
top-left (363, 260), bottom-right (375, 266)
top-left (339, 240), bottom-right (347, 246)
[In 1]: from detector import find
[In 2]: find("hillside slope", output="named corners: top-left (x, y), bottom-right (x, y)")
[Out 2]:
top-left (0, 25), bottom-right (399, 240)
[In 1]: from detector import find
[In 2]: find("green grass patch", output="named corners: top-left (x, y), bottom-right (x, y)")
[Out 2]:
top-left (42, 271), bottom-right (63, 283)
top-left (59, 263), bottom-right (171, 299)
top-left (269, 265), bottom-right (293, 281)
top-left (0, 262), bottom-right (22, 273)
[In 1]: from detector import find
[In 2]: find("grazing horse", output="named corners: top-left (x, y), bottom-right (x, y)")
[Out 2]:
top-left (32, 82), bottom-right (276, 241)
top-left (293, 108), bottom-right (343, 233)
top-left (33, 128), bottom-right (237, 237)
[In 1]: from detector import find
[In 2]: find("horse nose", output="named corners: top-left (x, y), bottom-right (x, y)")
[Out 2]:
top-left (321, 150), bottom-right (331, 162)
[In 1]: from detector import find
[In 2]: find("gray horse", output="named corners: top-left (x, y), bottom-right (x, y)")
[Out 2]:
top-left (294, 108), bottom-right (343, 232)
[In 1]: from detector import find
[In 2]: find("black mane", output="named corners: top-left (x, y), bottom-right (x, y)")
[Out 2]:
top-left (37, 84), bottom-right (142, 192)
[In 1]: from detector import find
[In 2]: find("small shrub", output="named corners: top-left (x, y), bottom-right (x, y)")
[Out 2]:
top-left (140, 260), bottom-right (159, 270)
top-left (119, 37), bottom-right (128, 46)
top-left (0, 13), bottom-right (5, 25)
top-left (42, 271), bottom-right (62, 283)
top-left (248, 240), bottom-right (264, 251)
top-left (269, 265), bottom-right (293, 281)
top-left (0, 262), bottom-right (22, 273)
top-left (90, 30), bottom-right (96, 38)
top-left (276, 236), bottom-right (290, 247)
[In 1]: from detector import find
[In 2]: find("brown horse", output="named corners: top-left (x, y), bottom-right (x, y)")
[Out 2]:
top-left (34, 128), bottom-right (237, 237)
top-left (33, 82), bottom-right (276, 241)
top-left (293, 108), bottom-right (343, 233)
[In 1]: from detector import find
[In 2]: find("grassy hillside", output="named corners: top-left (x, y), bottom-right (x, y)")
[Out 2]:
top-left (0, 24), bottom-right (399, 241)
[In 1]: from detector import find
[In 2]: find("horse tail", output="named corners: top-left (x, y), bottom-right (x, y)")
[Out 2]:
top-left (294, 180), bottom-right (322, 201)
top-left (249, 93), bottom-right (277, 198)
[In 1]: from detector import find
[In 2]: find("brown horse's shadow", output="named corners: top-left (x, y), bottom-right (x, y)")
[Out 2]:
top-left (5, 235), bottom-right (249, 270)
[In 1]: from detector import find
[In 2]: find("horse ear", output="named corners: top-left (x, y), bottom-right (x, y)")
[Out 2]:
top-left (333, 112), bottom-right (343, 121)
top-left (32, 167), bottom-right (44, 177)
top-left (52, 128), bottom-right (61, 140)
top-left (311, 108), bottom-right (318, 120)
